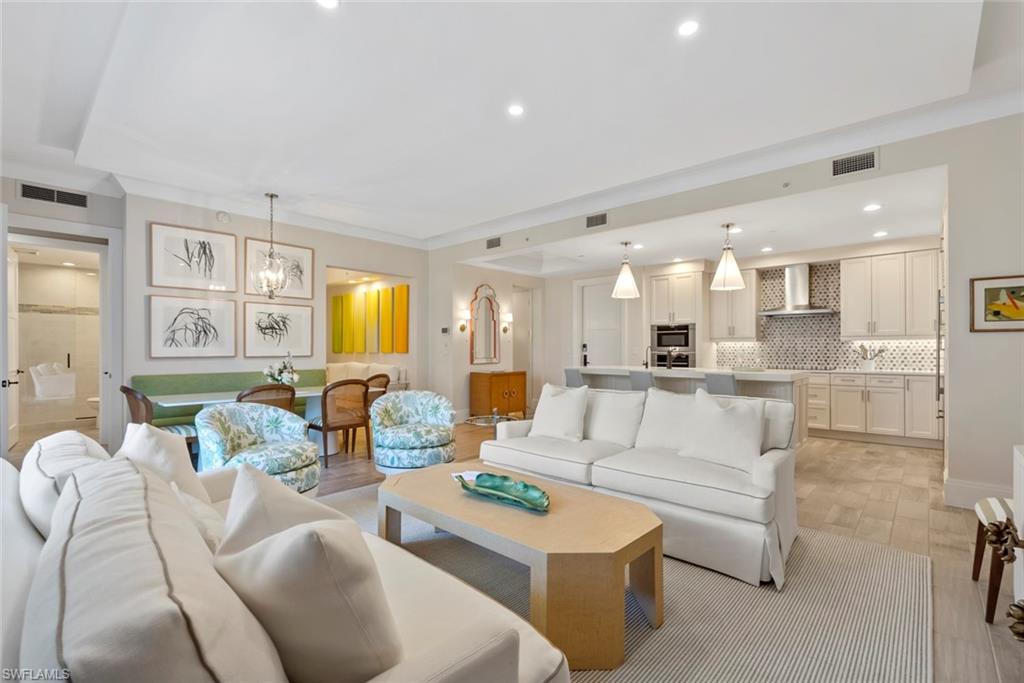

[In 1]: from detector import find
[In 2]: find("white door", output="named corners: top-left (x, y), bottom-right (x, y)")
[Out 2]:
top-left (840, 257), bottom-right (872, 337)
top-left (709, 288), bottom-right (731, 340)
top-left (871, 253), bottom-right (906, 336)
top-left (866, 387), bottom-right (904, 435)
top-left (906, 250), bottom-right (938, 337)
top-left (730, 270), bottom-right (759, 340)
top-left (581, 281), bottom-right (622, 365)
top-left (5, 245), bottom-right (18, 449)
top-left (905, 376), bottom-right (940, 439)
top-left (649, 276), bottom-right (672, 324)
top-left (830, 386), bottom-right (866, 432)
top-left (670, 274), bottom-right (697, 324)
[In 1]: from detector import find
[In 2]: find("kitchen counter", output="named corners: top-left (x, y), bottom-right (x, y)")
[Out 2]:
top-left (812, 369), bottom-right (939, 376)
top-left (574, 366), bottom-right (809, 382)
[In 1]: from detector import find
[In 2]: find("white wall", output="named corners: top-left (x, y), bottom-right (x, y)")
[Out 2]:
top-left (2, 177), bottom-right (124, 228)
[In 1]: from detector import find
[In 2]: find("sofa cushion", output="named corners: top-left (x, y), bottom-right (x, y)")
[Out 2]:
top-left (365, 533), bottom-right (568, 683)
top-left (591, 448), bottom-right (775, 523)
top-left (117, 422), bottom-right (210, 503)
top-left (20, 458), bottom-right (287, 682)
top-left (368, 363), bottom-right (400, 382)
top-left (1, 461), bottom-right (42, 671)
top-left (374, 424), bottom-right (453, 449)
top-left (480, 436), bottom-right (625, 485)
top-left (230, 441), bottom-right (319, 475)
top-left (216, 467), bottom-right (402, 683)
top-left (677, 389), bottom-right (764, 473)
top-left (528, 384), bottom-right (588, 442)
top-left (19, 430), bottom-right (110, 537)
top-left (584, 389), bottom-right (646, 447)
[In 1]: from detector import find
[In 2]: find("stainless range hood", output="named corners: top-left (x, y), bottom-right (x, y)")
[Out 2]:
top-left (758, 264), bottom-right (834, 316)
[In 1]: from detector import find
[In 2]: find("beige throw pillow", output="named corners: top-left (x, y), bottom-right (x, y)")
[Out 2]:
top-left (170, 482), bottom-right (226, 553)
top-left (528, 383), bottom-right (589, 441)
top-left (215, 466), bottom-right (403, 683)
top-left (677, 389), bottom-right (765, 472)
top-left (116, 423), bottom-right (210, 503)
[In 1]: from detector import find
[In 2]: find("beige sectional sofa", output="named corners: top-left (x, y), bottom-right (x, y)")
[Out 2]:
top-left (480, 387), bottom-right (798, 587)
top-left (2, 431), bottom-right (567, 683)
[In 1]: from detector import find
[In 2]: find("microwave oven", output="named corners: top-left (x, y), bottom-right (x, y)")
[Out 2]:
top-left (651, 324), bottom-right (695, 351)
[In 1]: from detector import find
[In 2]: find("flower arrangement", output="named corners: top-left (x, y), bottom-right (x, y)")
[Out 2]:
top-left (263, 352), bottom-right (299, 385)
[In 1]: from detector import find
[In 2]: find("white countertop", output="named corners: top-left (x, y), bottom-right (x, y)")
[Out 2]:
top-left (812, 369), bottom-right (940, 376)
top-left (573, 366), bottom-right (809, 382)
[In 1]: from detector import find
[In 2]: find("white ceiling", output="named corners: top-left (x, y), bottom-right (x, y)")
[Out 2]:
top-left (467, 166), bottom-right (947, 276)
top-left (325, 267), bottom-right (387, 285)
top-left (2, 0), bottom-right (998, 243)
top-left (10, 244), bottom-right (100, 270)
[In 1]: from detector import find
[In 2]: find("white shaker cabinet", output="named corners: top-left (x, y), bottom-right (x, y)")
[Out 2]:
top-left (709, 269), bottom-right (759, 341)
top-left (840, 257), bottom-right (873, 337)
top-left (650, 276), bottom-right (672, 324)
top-left (866, 386), bottom-right (905, 435)
top-left (649, 273), bottom-right (698, 324)
top-left (830, 386), bottom-right (867, 432)
top-left (841, 250), bottom-right (938, 339)
top-left (906, 250), bottom-right (939, 337)
top-left (905, 375), bottom-right (941, 439)
top-left (870, 253), bottom-right (906, 336)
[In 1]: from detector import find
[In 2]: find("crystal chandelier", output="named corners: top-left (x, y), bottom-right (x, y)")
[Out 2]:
top-left (710, 223), bottom-right (745, 291)
top-left (251, 192), bottom-right (291, 299)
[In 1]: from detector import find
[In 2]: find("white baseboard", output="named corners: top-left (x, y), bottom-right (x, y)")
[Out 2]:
top-left (454, 408), bottom-right (470, 422)
top-left (944, 477), bottom-right (1013, 510)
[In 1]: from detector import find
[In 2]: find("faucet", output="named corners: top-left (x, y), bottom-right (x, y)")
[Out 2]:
top-left (666, 347), bottom-right (684, 369)
top-left (642, 346), bottom-right (652, 369)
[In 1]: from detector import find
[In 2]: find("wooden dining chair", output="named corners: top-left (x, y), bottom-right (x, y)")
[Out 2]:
top-left (236, 383), bottom-right (296, 412)
top-left (366, 373), bottom-right (391, 407)
top-left (308, 379), bottom-right (370, 466)
top-left (119, 385), bottom-right (199, 459)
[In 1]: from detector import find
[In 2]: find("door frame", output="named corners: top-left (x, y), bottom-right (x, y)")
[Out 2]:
top-left (571, 275), bottom-right (628, 369)
top-left (4, 213), bottom-right (125, 451)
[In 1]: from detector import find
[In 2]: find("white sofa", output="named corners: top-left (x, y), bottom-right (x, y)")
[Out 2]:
top-left (480, 387), bottom-right (798, 587)
top-left (2, 431), bottom-right (568, 683)
top-left (327, 362), bottom-right (409, 390)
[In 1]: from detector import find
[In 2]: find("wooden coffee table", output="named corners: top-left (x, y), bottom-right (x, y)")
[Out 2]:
top-left (377, 460), bottom-right (663, 670)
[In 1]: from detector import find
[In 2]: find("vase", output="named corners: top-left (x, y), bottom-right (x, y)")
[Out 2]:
top-left (860, 359), bottom-right (876, 372)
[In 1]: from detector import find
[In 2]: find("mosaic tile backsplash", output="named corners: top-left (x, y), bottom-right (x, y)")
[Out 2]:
top-left (714, 263), bottom-right (938, 372)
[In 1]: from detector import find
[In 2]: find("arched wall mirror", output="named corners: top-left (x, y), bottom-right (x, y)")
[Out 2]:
top-left (470, 284), bottom-right (500, 365)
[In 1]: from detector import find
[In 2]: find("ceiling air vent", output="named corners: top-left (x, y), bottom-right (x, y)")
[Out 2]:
top-left (20, 183), bottom-right (88, 208)
top-left (56, 190), bottom-right (88, 208)
top-left (486, 236), bottom-right (502, 249)
top-left (586, 212), bottom-right (608, 228)
top-left (831, 150), bottom-right (877, 177)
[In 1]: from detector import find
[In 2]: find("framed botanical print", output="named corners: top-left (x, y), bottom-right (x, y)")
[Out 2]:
top-left (971, 275), bottom-right (1024, 332)
top-left (150, 296), bottom-right (236, 358)
top-left (150, 223), bottom-right (237, 292)
top-left (244, 301), bottom-right (313, 357)
top-left (244, 238), bottom-right (314, 299)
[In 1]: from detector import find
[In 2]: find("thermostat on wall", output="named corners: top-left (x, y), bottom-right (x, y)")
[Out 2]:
top-left (441, 327), bottom-right (450, 335)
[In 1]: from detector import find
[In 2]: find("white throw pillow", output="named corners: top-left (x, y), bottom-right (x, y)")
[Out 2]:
top-left (528, 383), bottom-right (588, 442)
top-left (116, 422), bottom-right (210, 504)
top-left (19, 430), bottom-right (110, 537)
top-left (171, 482), bottom-right (226, 553)
top-left (634, 387), bottom-right (698, 450)
top-left (216, 466), bottom-right (403, 683)
top-left (677, 389), bottom-right (765, 472)
top-left (583, 389), bottom-right (646, 447)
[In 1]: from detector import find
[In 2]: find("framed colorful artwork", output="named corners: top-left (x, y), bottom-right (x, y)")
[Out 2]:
top-left (149, 296), bottom-right (236, 358)
top-left (244, 301), bottom-right (314, 357)
top-left (244, 238), bottom-right (314, 299)
top-left (970, 275), bottom-right (1024, 332)
top-left (150, 223), bottom-right (237, 292)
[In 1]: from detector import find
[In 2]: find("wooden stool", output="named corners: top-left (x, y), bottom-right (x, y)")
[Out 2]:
top-left (972, 497), bottom-right (1015, 623)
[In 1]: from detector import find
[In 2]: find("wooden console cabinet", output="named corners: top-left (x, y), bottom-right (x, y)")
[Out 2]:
top-left (470, 371), bottom-right (527, 417)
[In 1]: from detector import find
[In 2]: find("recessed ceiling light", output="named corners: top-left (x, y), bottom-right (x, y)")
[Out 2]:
top-left (632, 244), bottom-right (644, 250)
top-left (317, 0), bottom-right (339, 9)
top-left (507, 103), bottom-right (525, 117)
top-left (361, 276), bottom-right (371, 281)
top-left (863, 203), bottom-right (882, 212)
top-left (677, 20), bottom-right (699, 37)
top-left (761, 247), bottom-right (774, 253)
top-left (727, 226), bottom-right (742, 234)
top-left (873, 231), bottom-right (888, 238)
top-left (673, 257), bottom-right (683, 263)
top-left (347, 279), bottom-right (358, 284)
top-left (85, 272), bottom-right (96, 276)
top-left (62, 262), bottom-right (75, 267)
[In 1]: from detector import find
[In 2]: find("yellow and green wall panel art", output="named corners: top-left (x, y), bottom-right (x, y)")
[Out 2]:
top-left (332, 284), bottom-right (409, 355)
top-left (394, 284), bottom-right (409, 353)
top-left (331, 295), bottom-right (343, 353)
top-left (379, 287), bottom-right (394, 353)
top-left (365, 289), bottom-right (380, 353)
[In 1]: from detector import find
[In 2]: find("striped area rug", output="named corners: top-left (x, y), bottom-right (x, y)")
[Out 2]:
top-left (320, 486), bottom-right (932, 683)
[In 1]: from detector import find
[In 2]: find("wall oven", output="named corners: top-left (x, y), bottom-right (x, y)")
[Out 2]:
top-left (651, 324), bottom-right (695, 352)
top-left (653, 351), bottom-right (694, 368)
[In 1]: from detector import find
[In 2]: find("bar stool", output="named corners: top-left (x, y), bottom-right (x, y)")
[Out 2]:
top-left (564, 368), bottom-right (584, 388)
top-left (972, 497), bottom-right (1015, 623)
top-left (705, 372), bottom-right (738, 396)
top-left (628, 370), bottom-right (654, 392)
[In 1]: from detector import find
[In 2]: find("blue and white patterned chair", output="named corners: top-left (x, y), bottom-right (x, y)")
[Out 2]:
top-left (195, 402), bottom-right (320, 495)
top-left (370, 391), bottom-right (456, 473)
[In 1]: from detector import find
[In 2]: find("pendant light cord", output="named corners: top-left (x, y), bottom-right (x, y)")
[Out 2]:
top-left (265, 192), bottom-right (278, 255)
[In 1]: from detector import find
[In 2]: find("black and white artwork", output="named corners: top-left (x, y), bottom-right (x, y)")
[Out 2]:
top-left (150, 223), bottom-right (237, 292)
top-left (150, 296), bottom-right (236, 358)
top-left (244, 302), bottom-right (313, 357)
top-left (245, 238), bottom-right (314, 299)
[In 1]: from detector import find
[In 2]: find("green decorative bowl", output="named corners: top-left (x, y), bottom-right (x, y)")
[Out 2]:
top-left (455, 473), bottom-right (550, 513)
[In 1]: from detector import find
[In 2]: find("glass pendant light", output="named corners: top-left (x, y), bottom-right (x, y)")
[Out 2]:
top-left (250, 192), bottom-right (292, 299)
top-left (710, 223), bottom-right (745, 291)
top-left (611, 241), bottom-right (640, 299)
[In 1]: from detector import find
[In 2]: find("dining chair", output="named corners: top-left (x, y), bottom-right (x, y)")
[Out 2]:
top-left (119, 385), bottom-right (199, 461)
top-left (308, 379), bottom-right (370, 466)
top-left (236, 383), bottom-right (296, 412)
top-left (366, 373), bottom-right (391, 407)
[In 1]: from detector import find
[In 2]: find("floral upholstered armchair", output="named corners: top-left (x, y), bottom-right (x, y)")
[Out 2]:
top-left (195, 402), bottom-right (320, 494)
top-left (370, 391), bottom-right (456, 472)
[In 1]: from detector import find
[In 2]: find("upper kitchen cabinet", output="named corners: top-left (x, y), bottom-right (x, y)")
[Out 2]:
top-left (710, 269), bottom-right (759, 341)
top-left (841, 250), bottom-right (936, 338)
top-left (649, 272), bottom-right (699, 324)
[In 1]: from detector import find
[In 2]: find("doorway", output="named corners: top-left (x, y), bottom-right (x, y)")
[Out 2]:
top-left (511, 287), bottom-right (540, 410)
top-left (572, 277), bottom-right (626, 367)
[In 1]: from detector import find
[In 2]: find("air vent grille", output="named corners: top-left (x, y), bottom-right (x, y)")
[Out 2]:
top-left (20, 183), bottom-right (88, 208)
top-left (832, 151), bottom-right (876, 176)
top-left (486, 237), bottom-right (502, 249)
top-left (586, 213), bottom-right (607, 228)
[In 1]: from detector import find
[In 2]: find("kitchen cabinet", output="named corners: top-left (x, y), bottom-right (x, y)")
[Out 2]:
top-left (841, 254), bottom-right (905, 337)
top-left (709, 269), bottom-right (759, 341)
top-left (470, 371), bottom-right (527, 417)
top-left (830, 386), bottom-right (867, 432)
top-left (840, 258), bottom-right (873, 337)
top-left (905, 376), bottom-right (940, 439)
top-left (806, 377), bottom-right (831, 430)
top-left (649, 273), bottom-right (698, 324)
top-left (866, 386), bottom-right (905, 435)
top-left (906, 250), bottom-right (939, 337)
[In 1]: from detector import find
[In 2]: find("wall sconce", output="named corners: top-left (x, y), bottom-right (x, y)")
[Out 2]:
top-left (501, 312), bottom-right (513, 334)
top-left (458, 309), bottom-right (471, 333)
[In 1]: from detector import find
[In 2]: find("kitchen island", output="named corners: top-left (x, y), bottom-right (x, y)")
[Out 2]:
top-left (568, 365), bottom-right (810, 446)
